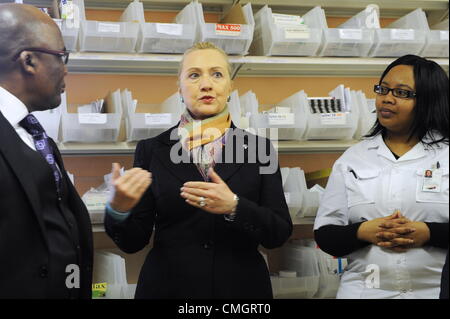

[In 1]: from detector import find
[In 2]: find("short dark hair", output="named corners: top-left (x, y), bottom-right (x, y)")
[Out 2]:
top-left (365, 54), bottom-right (449, 146)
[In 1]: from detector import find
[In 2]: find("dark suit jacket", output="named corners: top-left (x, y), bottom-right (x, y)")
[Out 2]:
top-left (0, 112), bottom-right (93, 298)
top-left (105, 124), bottom-right (293, 299)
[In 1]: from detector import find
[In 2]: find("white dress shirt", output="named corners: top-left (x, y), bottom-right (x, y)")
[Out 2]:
top-left (0, 86), bottom-right (36, 150)
top-left (314, 133), bottom-right (449, 299)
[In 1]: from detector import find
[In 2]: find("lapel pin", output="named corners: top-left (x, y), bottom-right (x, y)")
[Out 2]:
top-left (242, 144), bottom-right (248, 149)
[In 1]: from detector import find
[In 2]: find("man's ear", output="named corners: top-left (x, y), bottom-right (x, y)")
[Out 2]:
top-left (18, 51), bottom-right (38, 75)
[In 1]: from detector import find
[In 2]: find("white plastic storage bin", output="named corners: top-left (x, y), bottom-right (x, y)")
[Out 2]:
top-left (227, 90), bottom-right (249, 129)
top-left (186, 1), bottom-right (255, 55)
top-left (307, 6), bottom-right (374, 57)
top-left (93, 251), bottom-right (135, 299)
top-left (313, 247), bottom-right (343, 299)
top-left (122, 0), bottom-right (196, 53)
top-left (79, 20), bottom-right (139, 52)
top-left (122, 90), bottom-right (184, 142)
top-left (278, 240), bottom-right (320, 298)
top-left (370, 9), bottom-right (428, 57)
top-left (61, 90), bottom-right (123, 143)
top-left (352, 90), bottom-right (376, 140)
top-left (31, 93), bottom-right (65, 142)
top-left (82, 188), bottom-right (109, 224)
top-left (422, 19), bottom-right (449, 58)
top-left (240, 91), bottom-right (306, 141)
top-left (250, 5), bottom-right (322, 56)
top-left (271, 275), bottom-right (320, 299)
top-left (54, 19), bottom-right (79, 52)
top-left (281, 167), bottom-right (304, 220)
top-left (300, 85), bottom-right (358, 140)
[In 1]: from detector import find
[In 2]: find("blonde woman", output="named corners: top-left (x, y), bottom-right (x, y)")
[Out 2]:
top-left (104, 42), bottom-right (292, 299)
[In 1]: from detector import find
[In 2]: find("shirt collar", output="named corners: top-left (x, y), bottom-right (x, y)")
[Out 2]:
top-left (0, 86), bottom-right (29, 128)
top-left (364, 133), bottom-right (428, 162)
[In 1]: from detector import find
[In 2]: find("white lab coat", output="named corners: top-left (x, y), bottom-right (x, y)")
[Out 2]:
top-left (314, 133), bottom-right (449, 299)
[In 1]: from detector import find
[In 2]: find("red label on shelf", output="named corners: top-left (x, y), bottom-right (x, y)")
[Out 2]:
top-left (215, 23), bottom-right (241, 36)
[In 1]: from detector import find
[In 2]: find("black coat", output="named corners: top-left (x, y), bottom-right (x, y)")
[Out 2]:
top-left (105, 124), bottom-right (292, 299)
top-left (0, 112), bottom-right (93, 299)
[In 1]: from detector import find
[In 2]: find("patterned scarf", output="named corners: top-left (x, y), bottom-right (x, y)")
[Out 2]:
top-left (178, 105), bottom-right (231, 181)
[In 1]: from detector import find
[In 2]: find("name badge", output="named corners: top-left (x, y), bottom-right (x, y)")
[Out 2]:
top-left (422, 169), bottom-right (442, 193)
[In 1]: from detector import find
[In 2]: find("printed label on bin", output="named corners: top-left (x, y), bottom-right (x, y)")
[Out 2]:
top-left (145, 113), bottom-right (172, 126)
top-left (390, 29), bottom-right (414, 41)
top-left (156, 23), bottom-right (183, 36)
top-left (98, 23), bottom-right (121, 33)
top-left (268, 113), bottom-right (295, 125)
top-left (78, 113), bottom-right (107, 124)
top-left (215, 24), bottom-right (241, 36)
top-left (320, 113), bottom-right (347, 125)
top-left (84, 196), bottom-right (107, 210)
top-left (284, 192), bottom-right (291, 205)
top-left (284, 25), bottom-right (310, 39)
top-left (339, 29), bottom-right (362, 40)
top-left (273, 13), bottom-right (303, 26)
top-left (440, 31), bottom-right (449, 41)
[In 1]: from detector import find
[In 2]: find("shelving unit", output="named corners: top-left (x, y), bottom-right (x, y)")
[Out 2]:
top-left (58, 139), bottom-right (358, 155)
top-left (22, 0), bottom-right (449, 18)
top-left (67, 53), bottom-right (449, 77)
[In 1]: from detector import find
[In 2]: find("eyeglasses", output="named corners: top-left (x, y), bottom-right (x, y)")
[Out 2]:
top-left (374, 84), bottom-right (416, 99)
top-left (12, 47), bottom-right (70, 65)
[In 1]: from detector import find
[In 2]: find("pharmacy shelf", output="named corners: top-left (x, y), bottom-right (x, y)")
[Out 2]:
top-left (67, 53), bottom-right (450, 77)
top-left (58, 140), bottom-right (357, 156)
top-left (58, 142), bottom-right (138, 155)
top-left (21, 0), bottom-right (449, 18)
top-left (233, 56), bottom-right (447, 77)
top-left (274, 140), bottom-right (358, 154)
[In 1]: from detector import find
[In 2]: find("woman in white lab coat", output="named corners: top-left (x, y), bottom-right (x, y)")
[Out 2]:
top-left (314, 55), bottom-right (449, 299)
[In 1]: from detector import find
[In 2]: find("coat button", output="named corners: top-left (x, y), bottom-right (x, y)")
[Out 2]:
top-left (40, 265), bottom-right (48, 278)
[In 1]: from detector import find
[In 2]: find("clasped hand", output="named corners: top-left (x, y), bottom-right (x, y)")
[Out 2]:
top-left (180, 167), bottom-right (237, 215)
top-left (357, 211), bottom-right (430, 253)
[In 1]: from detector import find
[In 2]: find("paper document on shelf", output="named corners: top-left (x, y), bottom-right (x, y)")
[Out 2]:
top-left (78, 104), bottom-right (96, 113)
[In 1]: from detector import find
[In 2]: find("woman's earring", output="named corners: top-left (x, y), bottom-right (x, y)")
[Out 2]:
top-left (227, 96), bottom-right (231, 102)
top-left (180, 97), bottom-right (184, 104)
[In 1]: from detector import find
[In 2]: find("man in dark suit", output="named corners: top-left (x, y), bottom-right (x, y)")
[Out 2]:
top-left (0, 3), bottom-right (93, 298)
